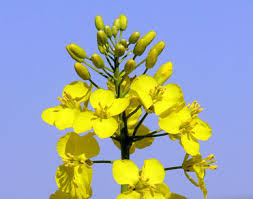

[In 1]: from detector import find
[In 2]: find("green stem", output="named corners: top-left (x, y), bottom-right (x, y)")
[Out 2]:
top-left (119, 50), bottom-right (133, 64)
top-left (110, 38), bottom-right (116, 47)
top-left (135, 59), bottom-right (146, 69)
top-left (92, 160), bottom-right (113, 164)
top-left (143, 68), bottom-right (148, 74)
top-left (133, 133), bottom-right (168, 141)
top-left (132, 112), bottom-right (148, 137)
top-left (89, 79), bottom-right (100, 88)
top-left (165, 166), bottom-right (183, 171)
top-left (126, 105), bottom-right (142, 119)
top-left (83, 61), bottom-right (108, 79)
top-left (119, 30), bottom-right (123, 42)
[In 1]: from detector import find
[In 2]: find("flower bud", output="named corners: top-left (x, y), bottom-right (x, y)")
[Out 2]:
top-left (133, 38), bottom-right (147, 56)
top-left (150, 41), bottom-right (165, 55)
top-left (97, 44), bottom-right (106, 54)
top-left (128, 31), bottom-right (140, 44)
top-left (112, 26), bottom-right (118, 37)
top-left (66, 43), bottom-right (87, 62)
top-left (154, 62), bottom-right (173, 85)
top-left (142, 30), bottom-right (156, 46)
top-left (95, 15), bottom-right (104, 31)
top-left (113, 18), bottom-right (121, 30)
top-left (114, 44), bottom-right (125, 57)
top-left (124, 59), bottom-right (136, 74)
top-left (119, 14), bottom-right (127, 30)
top-left (104, 25), bottom-right (112, 38)
top-left (91, 53), bottom-right (105, 68)
top-left (97, 30), bottom-right (108, 45)
top-left (120, 39), bottom-right (128, 48)
top-left (74, 62), bottom-right (90, 80)
top-left (145, 49), bottom-right (158, 68)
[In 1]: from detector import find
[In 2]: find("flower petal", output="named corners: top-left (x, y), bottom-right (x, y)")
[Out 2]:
top-left (193, 165), bottom-right (207, 198)
top-left (169, 193), bottom-right (187, 199)
top-left (112, 160), bottom-right (139, 185)
top-left (141, 159), bottom-right (165, 185)
top-left (181, 133), bottom-right (200, 156)
top-left (191, 118), bottom-right (212, 141)
top-left (41, 105), bottom-right (64, 126)
top-left (158, 107), bottom-right (191, 134)
top-left (108, 97), bottom-right (130, 116)
top-left (73, 111), bottom-right (94, 133)
top-left (142, 191), bottom-right (165, 199)
top-left (50, 190), bottom-right (70, 199)
top-left (116, 191), bottom-right (141, 199)
top-left (55, 107), bottom-right (80, 130)
top-left (126, 99), bottom-right (142, 128)
top-left (135, 125), bottom-right (154, 149)
top-left (92, 117), bottom-right (118, 139)
top-left (156, 183), bottom-right (171, 198)
top-left (90, 89), bottom-right (115, 110)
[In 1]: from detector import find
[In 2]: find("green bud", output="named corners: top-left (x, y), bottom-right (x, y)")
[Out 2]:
top-left (74, 62), bottom-right (90, 80)
top-left (104, 25), bottom-right (112, 38)
top-left (119, 14), bottom-right (127, 30)
top-left (97, 30), bottom-right (108, 45)
top-left (113, 18), bottom-right (121, 30)
top-left (133, 38), bottom-right (147, 56)
top-left (114, 44), bottom-right (125, 57)
top-left (91, 53), bottom-right (105, 68)
top-left (154, 62), bottom-right (173, 85)
top-left (95, 15), bottom-right (104, 31)
top-left (142, 30), bottom-right (156, 46)
top-left (97, 44), bottom-right (106, 54)
top-left (120, 39), bottom-right (128, 48)
top-left (112, 26), bottom-right (118, 37)
top-left (129, 31), bottom-right (140, 44)
top-left (124, 59), bottom-right (136, 74)
top-left (150, 41), bottom-right (165, 55)
top-left (145, 49), bottom-right (158, 68)
top-left (66, 43), bottom-right (87, 62)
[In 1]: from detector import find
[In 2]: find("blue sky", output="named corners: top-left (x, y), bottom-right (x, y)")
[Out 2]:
top-left (0, 0), bottom-right (252, 198)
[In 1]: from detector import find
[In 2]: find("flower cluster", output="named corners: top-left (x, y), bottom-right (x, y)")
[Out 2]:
top-left (42, 14), bottom-right (217, 199)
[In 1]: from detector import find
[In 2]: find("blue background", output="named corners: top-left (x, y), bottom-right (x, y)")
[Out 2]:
top-left (0, 0), bottom-right (252, 198)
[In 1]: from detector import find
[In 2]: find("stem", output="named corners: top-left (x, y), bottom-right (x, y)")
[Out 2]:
top-left (143, 68), bottom-right (148, 74)
top-left (165, 166), bottom-right (183, 171)
top-left (103, 68), bottom-right (113, 78)
top-left (135, 59), bottom-right (146, 69)
top-left (83, 61), bottom-right (108, 79)
top-left (105, 55), bottom-right (114, 70)
top-left (126, 105), bottom-right (142, 119)
top-left (133, 133), bottom-right (168, 141)
top-left (89, 79), bottom-right (100, 88)
top-left (110, 38), bottom-right (116, 47)
top-left (119, 50), bottom-right (133, 64)
top-left (132, 113), bottom-right (148, 137)
top-left (92, 160), bottom-right (113, 164)
top-left (133, 55), bottom-right (137, 60)
top-left (119, 30), bottom-right (123, 42)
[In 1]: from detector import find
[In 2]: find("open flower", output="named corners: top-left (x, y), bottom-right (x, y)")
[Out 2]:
top-left (55, 132), bottom-right (100, 199)
top-left (73, 89), bottom-right (130, 139)
top-left (113, 159), bottom-right (186, 199)
top-left (159, 101), bottom-right (212, 156)
top-left (130, 75), bottom-right (185, 116)
top-left (41, 81), bottom-right (92, 130)
top-left (182, 154), bottom-right (217, 198)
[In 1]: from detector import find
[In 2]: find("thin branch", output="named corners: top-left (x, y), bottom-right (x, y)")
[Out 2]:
top-left (132, 112), bottom-right (148, 137)
top-left (89, 79), bottom-right (100, 88)
top-left (126, 105), bottom-right (142, 119)
top-left (92, 160), bottom-right (113, 164)
top-left (165, 166), bottom-right (183, 171)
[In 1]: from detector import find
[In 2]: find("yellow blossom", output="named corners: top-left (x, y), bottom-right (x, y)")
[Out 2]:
top-left (159, 101), bottom-right (212, 156)
top-left (182, 154), bottom-right (217, 198)
top-left (41, 81), bottom-right (92, 130)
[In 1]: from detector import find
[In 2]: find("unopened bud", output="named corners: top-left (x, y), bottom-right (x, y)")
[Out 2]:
top-left (91, 53), bottom-right (105, 69)
top-left (145, 49), bottom-right (158, 68)
top-left (150, 41), bottom-right (165, 55)
top-left (120, 39), bottom-right (128, 48)
top-left (66, 43), bottom-right (87, 62)
top-left (97, 44), bottom-right (106, 54)
top-left (154, 62), bottom-right (173, 85)
top-left (124, 59), bottom-right (136, 74)
top-left (133, 38), bottom-right (147, 56)
top-left (104, 25), bottom-right (112, 38)
top-left (143, 30), bottom-right (156, 46)
top-left (129, 31), bottom-right (140, 44)
top-left (95, 15), bottom-right (104, 31)
top-left (114, 44), bottom-right (125, 57)
top-left (74, 63), bottom-right (90, 80)
top-left (113, 18), bottom-right (121, 30)
top-left (97, 30), bottom-right (108, 45)
top-left (112, 26), bottom-right (118, 37)
top-left (119, 14), bottom-right (127, 30)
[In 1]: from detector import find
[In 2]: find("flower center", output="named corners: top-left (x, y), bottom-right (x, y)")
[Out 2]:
top-left (149, 85), bottom-right (165, 103)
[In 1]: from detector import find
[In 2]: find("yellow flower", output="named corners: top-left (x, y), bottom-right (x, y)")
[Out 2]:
top-left (50, 190), bottom-right (70, 199)
top-left (159, 101), bottom-right (212, 156)
top-left (130, 75), bottom-right (185, 116)
top-left (41, 81), bottom-right (92, 130)
top-left (73, 89), bottom-right (130, 139)
top-left (182, 154), bottom-right (217, 199)
top-left (112, 125), bottom-right (154, 154)
top-left (55, 132), bottom-right (100, 199)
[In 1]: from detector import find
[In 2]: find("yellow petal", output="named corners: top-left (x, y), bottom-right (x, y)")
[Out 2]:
top-left (156, 183), bottom-right (171, 198)
top-left (73, 111), bottom-right (94, 133)
top-left (55, 108), bottom-right (80, 130)
top-left (158, 107), bottom-right (191, 134)
top-left (116, 191), bottom-right (141, 199)
top-left (108, 97), bottom-right (130, 116)
top-left (50, 190), bottom-right (70, 199)
top-left (169, 193), bottom-right (188, 199)
top-left (90, 89), bottom-right (115, 110)
top-left (141, 159), bottom-right (165, 185)
top-left (191, 118), bottom-right (212, 141)
top-left (126, 99), bottom-right (142, 128)
top-left (57, 132), bottom-right (100, 160)
top-left (63, 81), bottom-right (92, 103)
top-left (41, 105), bottom-right (64, 126)
top-left (142, 191), bottom-right (165, 199)
top-left (92, 117), bottom-right (118, 139)
top-left (181, 133), bottom-right (200, 156)
top-left (112, 160), bottom-right (139, 185)
top-left (154, 84), bottom-right (184, 116)
top-left (135, 125), bottom-right (154, 149)
top-left (193, 165), bottom-right (207, 198)
top-left (55, 164), bottom-right (92, 198)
